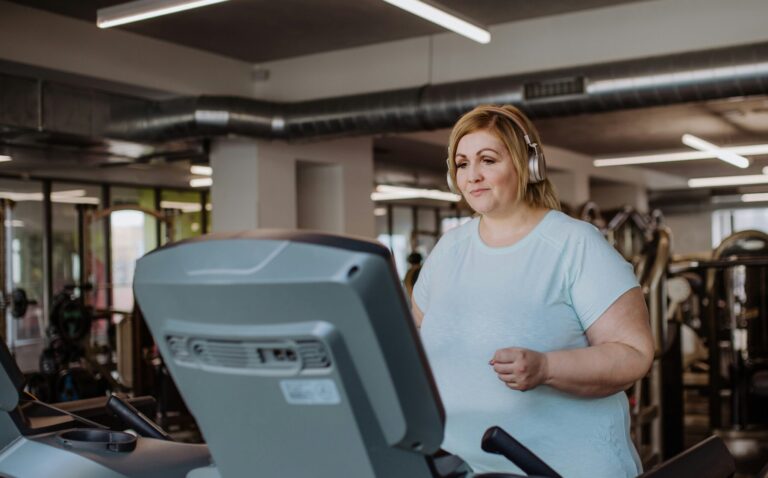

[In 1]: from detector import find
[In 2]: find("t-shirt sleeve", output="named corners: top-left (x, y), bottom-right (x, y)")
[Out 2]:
top-left (568, 224), bottom-right (640, 331)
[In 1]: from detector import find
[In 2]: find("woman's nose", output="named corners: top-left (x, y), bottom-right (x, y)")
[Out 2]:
top-left (468, 164), bottom-right (483, 182)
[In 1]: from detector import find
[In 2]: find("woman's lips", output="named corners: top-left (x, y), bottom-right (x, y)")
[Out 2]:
top-left (469, 188), bottom-right (489, 197)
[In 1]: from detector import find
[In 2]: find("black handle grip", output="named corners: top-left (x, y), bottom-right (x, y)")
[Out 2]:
top-left (107, 394), bottom-right (172, 441)
top-left (481, 426), bottom-right (562, 478)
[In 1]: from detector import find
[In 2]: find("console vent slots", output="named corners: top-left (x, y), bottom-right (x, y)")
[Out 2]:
top-left (192, 339), bottom-right (255, 369)
top-left (166, 336), bottom-right (193, 362)
top-left (165, 336), bottom-right (332, 372)
top-left (297, 340), bottom-right (331, 369)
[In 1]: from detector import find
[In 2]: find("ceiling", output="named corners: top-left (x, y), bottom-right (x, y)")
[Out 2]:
top-left (2, 0), bottom-right (767, 191)
top-left (376, 95), bottom-right (768, 180)
top-left (536, 96), bottom-right (768, 179)
top-left (8, 0), bottom-right (646, 62)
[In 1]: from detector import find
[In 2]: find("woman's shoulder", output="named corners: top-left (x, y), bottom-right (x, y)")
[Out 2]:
top-left (539, 210), bottom-right (606, 248)
top-left (432, 216), bottom-right (476, 253)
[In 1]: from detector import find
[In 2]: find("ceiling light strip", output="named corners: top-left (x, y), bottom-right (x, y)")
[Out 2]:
top-left (594, 144), bottom-right (768, 167)
top-left (372, 185), bottom-right (461, 202)
top-left (688, 175), bottom-right (768, 188)
top-left (381, 0), bottom-right (490, 44)
top-left (190, 165), bottom-right (213, 176)
top-left (741, 193), bottom-right (768, 203)
top-left (190, 177), bottom-right (213, 188)
top-left (681, 134), bottom-right (749, 168)
top-left (98, 0), bottom-right (229, 29)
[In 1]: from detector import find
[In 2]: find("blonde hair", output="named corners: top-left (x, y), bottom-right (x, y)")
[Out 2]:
top-left (447, 104), bottom-right (560, 211)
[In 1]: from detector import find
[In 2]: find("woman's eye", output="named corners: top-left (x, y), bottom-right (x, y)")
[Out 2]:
top-left (482, 157), bottom-right (495, 164)
top-left (456, 163), bottom-right (467, 169)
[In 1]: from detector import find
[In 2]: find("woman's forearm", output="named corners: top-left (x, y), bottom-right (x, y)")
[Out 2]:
top-left (543, 342), bottom-right (651, 397)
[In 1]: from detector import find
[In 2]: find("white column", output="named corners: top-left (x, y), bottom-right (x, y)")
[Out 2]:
top-left (210, 137), bottom-right (374, 237)
top-left (590, 183), bottom-right (649, 213)
top-left (548, 170), bottom-right (590, 209)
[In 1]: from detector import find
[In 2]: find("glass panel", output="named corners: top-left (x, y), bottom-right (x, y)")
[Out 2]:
top-left (384, 206), bottom-right (411, 280)
top-left (111, 187), bottom-right (158, 252)
top-left (111, 210), bottom-right (157, 313)
top-left (87, 208), bottom-right (108, 311)
top-left (51, 183), bottom-right (101, 295)
top-left (0, 179), bottom-right (44, 371)
top-left (160, 190), bottom-right (204, 243)
top-left (712, 208), bottom-right (768, 248)
top-left (415, 208), bottom-right (438, 257)
top-left (374, 206), bottom-right (389, 248)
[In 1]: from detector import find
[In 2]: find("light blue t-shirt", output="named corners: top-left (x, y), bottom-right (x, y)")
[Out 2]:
top-left (413, 210), bottom-right (642, 478)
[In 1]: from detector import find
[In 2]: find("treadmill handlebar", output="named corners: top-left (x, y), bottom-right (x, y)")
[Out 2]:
top-left (480, 426), bottom-right (562, 478)
top-left (107, 394), bottom-right (172, 441)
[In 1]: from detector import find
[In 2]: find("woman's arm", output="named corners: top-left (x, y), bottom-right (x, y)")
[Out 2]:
top-left (492, 287), bottom-right (654, 397)
top-left (412, 299), bottom-right (425, 329)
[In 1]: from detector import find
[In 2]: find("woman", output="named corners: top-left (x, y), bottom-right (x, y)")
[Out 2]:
top-left (412, 105), bottom-right (654, 477)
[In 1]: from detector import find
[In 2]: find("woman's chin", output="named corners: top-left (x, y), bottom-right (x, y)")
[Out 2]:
top-left (467, 202), bottom-right (494, 215)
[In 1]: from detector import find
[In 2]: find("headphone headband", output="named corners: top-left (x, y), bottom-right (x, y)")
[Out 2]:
top-left (446, 106), bottom-right (547, 195)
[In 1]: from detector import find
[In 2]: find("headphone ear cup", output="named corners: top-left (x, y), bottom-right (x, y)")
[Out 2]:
top-left (446, 157), bottom-right (460, 194)
top-left (446, 171), bottom-right (459, 194)
top-left (527, 144), bottom-right (547, 184)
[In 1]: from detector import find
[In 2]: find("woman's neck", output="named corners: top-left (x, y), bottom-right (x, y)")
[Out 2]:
top-left (478, 204), bottom-right (549, 248)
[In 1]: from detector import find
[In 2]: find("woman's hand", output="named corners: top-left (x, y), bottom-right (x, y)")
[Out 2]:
top-left (491, 347), bottom-right (549, 391)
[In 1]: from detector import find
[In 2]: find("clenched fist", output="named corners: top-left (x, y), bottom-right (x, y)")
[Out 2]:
top-left (490, 347), bottom-right (549, 391)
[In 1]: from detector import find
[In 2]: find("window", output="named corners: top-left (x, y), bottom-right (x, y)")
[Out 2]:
top-left (712, 208), bottom-right (768, 248)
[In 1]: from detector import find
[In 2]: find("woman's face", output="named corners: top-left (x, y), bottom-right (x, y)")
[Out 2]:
top-left (455, 129), bottom-right (519, 217)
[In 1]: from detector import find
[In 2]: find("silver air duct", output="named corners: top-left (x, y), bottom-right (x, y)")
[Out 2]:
top-left (3, 42), bottom-right (768, 142)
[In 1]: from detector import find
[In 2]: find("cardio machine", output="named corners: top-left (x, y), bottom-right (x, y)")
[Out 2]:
top-left (128, 230), bottom-right (737, 478)
top-left (0, 331), bottom-right (211, 477)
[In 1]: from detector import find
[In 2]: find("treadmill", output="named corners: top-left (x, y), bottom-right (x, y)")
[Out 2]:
top-left (0, 329), bottom-right (211, 477)
top-left (129, 230), bottom-right (737, 478)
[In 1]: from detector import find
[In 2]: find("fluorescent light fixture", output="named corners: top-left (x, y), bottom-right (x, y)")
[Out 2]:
top-left (0, 155), bottom-right (11, 162)
top-left (688, 174), bottom-right (768, 188)
top-left (190, 177), bottom-right (213, 188)
top-left (190, 165), bottom-right (213, 176)
top-left (594, 143), bottom-right (768, 167)
top-left (106, 140), bottom-right (153, 159)
top-left (160, 200), bottom-right (202, 213)
top-left (0, 190), bottom-right (99, 204)
top-left (97, 0), bottom-right (229, 28)
top-left (51, 196), bottom-right (101, 205)
top-left (371, 185), bottom-right (461, 202)
top-left (681, 134), bottom-right (749, 168)
top-left (373, 207), bottom-right (388, 216)
top-left (51, 189), bottom-right (87, 198)
top-left (4, 220), bottom-right (24, 228)
top-left (381, 0), bottom-right (490, 44)
top-left (741, 193), bottom-right (768, 202)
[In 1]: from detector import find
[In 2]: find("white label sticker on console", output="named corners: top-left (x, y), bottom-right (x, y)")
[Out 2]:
top-left (280, 379), bottom-right (341, 405)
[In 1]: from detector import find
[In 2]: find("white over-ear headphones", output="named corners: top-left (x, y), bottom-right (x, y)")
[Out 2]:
top-left (446, 106), bottom-right (546, 194)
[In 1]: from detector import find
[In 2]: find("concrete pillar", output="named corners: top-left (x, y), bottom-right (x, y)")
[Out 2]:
top-left (210, 137), bottom-right (374, 237)
top-left (548, 170), bottom-right (590, 210)
top-left (590, 183), bottom-right (649, 213)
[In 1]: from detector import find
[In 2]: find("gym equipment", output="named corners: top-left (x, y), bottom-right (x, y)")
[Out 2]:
top-left (705, 231), bottom-right (768, 430)
top-left (106, 394), bottom-right (172, 441)
top-left (50, 285), bottom-right (92, 344)
top-left (133, 230), bottom-right (740, 478)
top-left (32, 284), bottom-right (127, 404)
top-left (10, 288), bottom-right (30, 319)
top-left (0, 334), bottom-right (211, 477)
